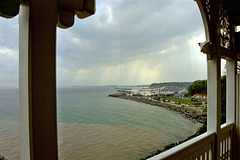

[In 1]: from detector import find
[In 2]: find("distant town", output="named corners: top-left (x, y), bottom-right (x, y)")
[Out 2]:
top-left (116, 83), bottom-right (207, 106)
top-left (110, 81), bottom-right (208, 123)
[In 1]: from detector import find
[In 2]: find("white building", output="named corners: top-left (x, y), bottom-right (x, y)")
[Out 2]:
top-left (179, 88), bottom-right (188, 95)
top-left (154, 86), bottom-right (182, 95)
top-left (137, 88), bottom-right (155, 96)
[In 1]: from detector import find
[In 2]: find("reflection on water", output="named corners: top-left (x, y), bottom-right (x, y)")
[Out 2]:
top-left (0, 122), bottom-right (20, 160)
top-left (0, 87), bottom-right (200, 160)
top-left (0, 122), bottom-right (199, 160)
top-left (58, 123), bottom-right (170, 160)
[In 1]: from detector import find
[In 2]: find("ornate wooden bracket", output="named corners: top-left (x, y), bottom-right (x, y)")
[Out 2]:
top-left (0, 0), bottom-right (95, 28)
top-left (195, 0), bottom-right (240, 60)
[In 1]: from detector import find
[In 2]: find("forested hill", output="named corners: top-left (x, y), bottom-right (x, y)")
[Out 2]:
top-left (150, 82), bottom-right (193, 88)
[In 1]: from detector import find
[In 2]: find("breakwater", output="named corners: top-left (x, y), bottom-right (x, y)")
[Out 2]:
top-left (108, 93), bottom-right (207, 124)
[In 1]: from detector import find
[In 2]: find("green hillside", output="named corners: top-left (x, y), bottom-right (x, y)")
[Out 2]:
top-left (150, 82), bottom-right (193, 88)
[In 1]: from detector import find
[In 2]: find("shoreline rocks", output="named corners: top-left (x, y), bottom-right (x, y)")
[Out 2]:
top-left (109, 93), bottom-right (207, 159)
top-left (108, 93), bottom-right (207, 124)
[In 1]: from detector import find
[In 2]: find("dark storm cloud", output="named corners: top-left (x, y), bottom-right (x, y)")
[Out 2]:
top-left (57, 0), bottom-right (204, 73)
top-left (0, 0), bottom-right (207, 86)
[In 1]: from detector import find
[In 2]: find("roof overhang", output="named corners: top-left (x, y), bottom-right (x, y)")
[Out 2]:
top-left (226, 0), bottom-right (240, 25)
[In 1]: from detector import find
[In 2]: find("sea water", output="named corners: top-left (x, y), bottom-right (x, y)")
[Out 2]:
top-left (0, 87), bottom-right (200, 160)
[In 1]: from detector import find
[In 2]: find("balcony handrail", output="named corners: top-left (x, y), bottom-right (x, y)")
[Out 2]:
top-left (148, 123), bottom-right (234, 160)
top-left (219, 123), bottom-right (234, 159)
top-left (148, 132), bottom-right (215, 160)
top-left (220, 123), bottom-right (234, 135)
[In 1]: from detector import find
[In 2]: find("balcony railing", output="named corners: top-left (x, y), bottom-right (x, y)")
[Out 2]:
top-left (148, 123), bottom-right (234, 160)
top-left (219, 123), bottom-right (234, 160)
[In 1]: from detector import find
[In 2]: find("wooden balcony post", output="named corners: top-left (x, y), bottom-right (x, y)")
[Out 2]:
top-left (207, 56), bottom-right (221, 160)
top-left (19, 1), bottom-right (58, 160)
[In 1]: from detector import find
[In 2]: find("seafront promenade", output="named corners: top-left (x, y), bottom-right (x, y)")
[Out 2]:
top-left (109, 93), bottom-right (207, 124)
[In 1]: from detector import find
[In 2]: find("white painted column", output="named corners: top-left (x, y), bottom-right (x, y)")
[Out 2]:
top-left (207, 56), bottom-right (221, 160)
top-left (19, 1), bottom-right (58, 160)
top-left (226, 60), bottom-right (236, 160)
top-left (19, 4), bottom-right (31, 160)
top-left (235, 74), bottom-right (240, 160)
top-left (207, 56), bottom-right (222, 132)
top-left (226, 60), bottom-right (236, 124)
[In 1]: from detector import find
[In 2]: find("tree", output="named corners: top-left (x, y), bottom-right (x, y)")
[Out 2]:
top-left (188, 80), bottom-right (207, 96)
top-left (221, 75), bottom-right (226, 124)
top-left (194, 76), bottom-right (226, 135)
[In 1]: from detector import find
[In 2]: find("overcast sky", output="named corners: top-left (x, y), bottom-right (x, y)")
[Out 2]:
top-left (0, 0), bottom-right (226, 87)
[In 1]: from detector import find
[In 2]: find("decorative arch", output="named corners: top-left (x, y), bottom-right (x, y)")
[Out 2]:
top-left (195, 0), bottom-right (240, 60)
top-left (195, 0), bottom-right (212, 43)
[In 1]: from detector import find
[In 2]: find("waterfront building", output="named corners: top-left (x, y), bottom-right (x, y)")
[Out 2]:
top-left (193, 93), bottom-right (208, 101)
top-left (179, 88), bottom-right (188, 95)
top-left (128, 88), bottom-right (155, 96)
top-left (136, 88), bottom-right (155, 96)
top-left (154, 86), bottom-right (185, 96)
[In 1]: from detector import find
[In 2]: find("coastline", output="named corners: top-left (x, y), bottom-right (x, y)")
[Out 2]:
top-left (108, 93), bottom-right (207, 124)
top-left (108, 93), bottom-right (207, 159)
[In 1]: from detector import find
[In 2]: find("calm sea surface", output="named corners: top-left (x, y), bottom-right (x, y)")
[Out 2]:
top-left (0, 87), bottom-right (200, 160)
